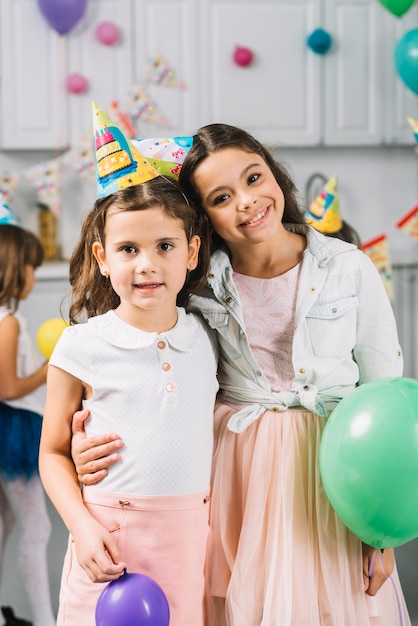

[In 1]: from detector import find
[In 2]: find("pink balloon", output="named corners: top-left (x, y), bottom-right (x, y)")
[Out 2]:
top-left (95, 21), bottom-right (121, 46)
top-left (37, 0), bottom-right (87, 35)
top-left (67, 73), bottom-right (88, 94)
top-left (233, 46), bottom-right (254, 67)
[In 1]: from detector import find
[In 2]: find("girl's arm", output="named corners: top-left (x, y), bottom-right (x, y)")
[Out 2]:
top-left (72, 409), bottom-right (123, 485)
top-left (39, 365), bottom-right (125, 582)
top-left (0, 314), bottom-right (48, 400)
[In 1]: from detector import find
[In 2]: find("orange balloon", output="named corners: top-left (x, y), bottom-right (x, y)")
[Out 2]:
top-left (36, 318), bottom-right (69, 360)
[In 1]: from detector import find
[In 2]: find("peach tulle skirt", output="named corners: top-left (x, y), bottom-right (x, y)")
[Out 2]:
top-left (205, 401), bottom-right (411, 626)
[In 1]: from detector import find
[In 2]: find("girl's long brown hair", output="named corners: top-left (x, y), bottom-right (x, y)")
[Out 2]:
top-left (0, 225), bottom-right (44, 311)
top-left (179, 123), bottom-right (305, 253)
top-left (69, 177), bottom-right (211, 324)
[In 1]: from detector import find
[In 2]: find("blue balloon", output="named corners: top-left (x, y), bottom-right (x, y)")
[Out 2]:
top-left (394, 28), bottom-right (418, 96)
top-left (95, 571), bottom-right (170, 626)
top-left (307, 29), bottom-right (333, 55)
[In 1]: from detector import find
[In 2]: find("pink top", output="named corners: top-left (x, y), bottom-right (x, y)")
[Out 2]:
top-left (232, 262), bottom-right (301, 393)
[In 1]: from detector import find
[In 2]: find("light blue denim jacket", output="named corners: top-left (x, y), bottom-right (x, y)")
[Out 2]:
top-left (188, 226), bottom-right (404, 433)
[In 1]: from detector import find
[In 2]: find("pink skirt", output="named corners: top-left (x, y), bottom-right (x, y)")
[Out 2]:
top-left (206, 400), bottom-right (411, 626)
top-left (57, 488), bottom-right (210, 626)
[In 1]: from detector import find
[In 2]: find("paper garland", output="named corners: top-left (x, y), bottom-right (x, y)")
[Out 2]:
top-left (361, 234), bottom-right (395, 301)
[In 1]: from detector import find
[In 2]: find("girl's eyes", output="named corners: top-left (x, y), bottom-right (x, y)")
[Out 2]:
top-left (158, 242), bottom-right (174, 252)
top-left (248, 172), bottom-right (260, 184)
top-left (120, 245), bottom-right (136, 254)
top-left (211, 173), bottom-right (261, 206)
top-left (213, 193), bottom-right (229, 206)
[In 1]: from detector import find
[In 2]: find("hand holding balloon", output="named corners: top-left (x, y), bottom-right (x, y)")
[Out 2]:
top-left (36, 318), bottom-right (69, 360)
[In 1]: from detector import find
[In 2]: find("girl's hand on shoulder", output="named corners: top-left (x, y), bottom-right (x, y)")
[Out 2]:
top-left (362, 543), bottom-right (394, 596)
top-left (71, 515), bottom-right (126, 583)
top-left (72, 409), bottom-right (123, 485)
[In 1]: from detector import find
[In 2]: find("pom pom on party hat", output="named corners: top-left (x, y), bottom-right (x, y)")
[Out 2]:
top-left (0, 194), bottom-right (20, 226)
top-left (131, 136), bottom-right (193, 181)
top-left (92, 101), bottom-right (160, 198)
top-left (304, 175), bottom-right (342, 234)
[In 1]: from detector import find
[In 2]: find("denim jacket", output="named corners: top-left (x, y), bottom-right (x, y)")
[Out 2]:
top-left (188, 226), bottom-right (403, 433)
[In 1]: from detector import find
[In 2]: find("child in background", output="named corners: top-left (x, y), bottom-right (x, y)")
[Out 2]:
top-left (0, 205), bottom-right (56, 626)
top-left (72, 122), bottom-right (410, 626)
top-left (39, 104), bottom-right (218, 626)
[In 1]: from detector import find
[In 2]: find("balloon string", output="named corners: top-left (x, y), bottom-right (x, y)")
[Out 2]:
top-left (368, 549), bottom-right (403, 626)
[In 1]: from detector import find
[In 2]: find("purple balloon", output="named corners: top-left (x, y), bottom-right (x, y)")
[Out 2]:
top-left (95, 571), bottom-right (170, 626)
top-left (37, 0), bottom-right (87, 35)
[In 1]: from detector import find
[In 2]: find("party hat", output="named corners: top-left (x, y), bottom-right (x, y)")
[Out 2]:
top-left (0, 194), bottom-right (20, 226)
top-left (92, 101), bottom-right (160, 198)
top-left (304, 175), bottom-right (342, 234)
top-left (407, 116), bottom-right (418, 143)
top-left (131, 136), bottom-right (193, 181)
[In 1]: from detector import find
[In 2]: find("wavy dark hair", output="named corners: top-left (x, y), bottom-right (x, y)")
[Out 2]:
top-left (0, 225), bottom-right (44, 311)
top-left (179, 123), bottom-right (305, 252)
top-left (69, 177), bottom-right (211, 323)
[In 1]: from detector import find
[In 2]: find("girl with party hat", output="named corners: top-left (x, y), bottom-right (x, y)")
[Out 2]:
top-left (0, 202), bottom-right (55, 626)
top-left (38, 104), bottom-right (219, 626)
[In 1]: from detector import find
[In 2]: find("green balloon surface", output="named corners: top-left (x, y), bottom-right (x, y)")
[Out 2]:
top-left (319, 377), bottom-right (418, 548)
top-left (378, 0), bottom-right (415, 16)
top-left (394, 28), bottom-right (418, 95)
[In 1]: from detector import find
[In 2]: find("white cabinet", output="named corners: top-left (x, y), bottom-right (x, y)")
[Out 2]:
top-left (0, 0), bottom-right (416, 148)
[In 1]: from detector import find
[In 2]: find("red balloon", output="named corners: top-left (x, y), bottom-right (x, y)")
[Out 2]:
top-left (95, 571), bottom-right (170, 626)
top-left (37, 0), bottom-right (87, 35)
top-left (233, 46), bottom-right (254, 67)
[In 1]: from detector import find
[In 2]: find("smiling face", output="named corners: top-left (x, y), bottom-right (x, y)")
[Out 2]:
top-left (93, 206), bottom-right (200, 330)
top-left (193, 147), bottom-right (286, 257)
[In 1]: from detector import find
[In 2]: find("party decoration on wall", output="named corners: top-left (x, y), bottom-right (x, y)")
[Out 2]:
top-left (93, 102), bottom-right (160, 198)
top-left (107, 101), bottom-right (136, 138)
top-left (0, 170), bottom-right (21, 204)
top-left (131, 136), bottom-right (193, 180)
top-left (407, 116), bottom-right (418, 143)
top-left (36, 0), bottom-right (87, 35)
top-left (95, 571), bottom-right (170, 626)
top-left (25, 160), bottom-right (62, 216)
top-left (233, 46), bottom-right (254, 67)
top-left (67, 72), bottom-right (88, 95)
top-left (95, 21), bottom-right (121, 46)
top-left (62, 131), bottom-right (96, 184)
top-left (394, 28), bottom-right (418, 95)
top-left (307, 28), bottom-right (333, 55)
top-left (378, 0), bottom-right (416, 17)
top-left (361, 234), bottom-right (394, 301)
top-left (127, 85), bottom-right (168, 126)
top-left (320, 377), bottom-right (418, 548)
top-left (146, 53), bottom-right (186, 89)
top-left (396, 204), bottom-right (418, 241)
top-left (36, 318), bottom-right (69, 360)
top-left (0, 194), bottom-right (20, 226)
top-left (304, 175), bottom-right (342, 233)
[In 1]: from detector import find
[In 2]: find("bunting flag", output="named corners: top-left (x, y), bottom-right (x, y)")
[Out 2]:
top-left (361, 234), bottom-right (395, 301)
top-left (126, 84), bottom-right (167, 126)
top-left (0, 170), bottom-right (21, 204)
top-left (25, 159), bottom-right (62, 216)
top-left (107, 100), bottom-right (137, 139)
top-left (407, 116), bottom-right (418, 143)
top-left (62, 131), bottom-right (96, 184)
top-left (146, 53), bottom-right (186, 89)
top-left (396, 204), bottom-right (418, 242)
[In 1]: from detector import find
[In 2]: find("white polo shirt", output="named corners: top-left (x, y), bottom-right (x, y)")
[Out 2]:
top-left (50, 308), bottom-right (219, 495)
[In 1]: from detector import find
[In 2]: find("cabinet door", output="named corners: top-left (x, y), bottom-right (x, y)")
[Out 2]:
top-left (0, 0), bottom-right (68, 149)
top-left (199, 0), bottom-right (321, 145)
top-left (132, 0), bottom-right (199, 137)
top-left (67, 0), bottom-right (134, 145)
top-left (324, 0), bottom-right (384, 145)
top-left (384, 4), bottom-right (418, 145)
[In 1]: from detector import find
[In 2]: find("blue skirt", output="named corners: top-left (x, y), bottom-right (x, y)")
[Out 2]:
top-left (0, 401), bottom-right (42, 482)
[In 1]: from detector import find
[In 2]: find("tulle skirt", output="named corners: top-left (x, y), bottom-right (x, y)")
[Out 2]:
top-left (0, 401), bottom-right (42, 481)
top-left (206, 400), bottom-right (411, 626)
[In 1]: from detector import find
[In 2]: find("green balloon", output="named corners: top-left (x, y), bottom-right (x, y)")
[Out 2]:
top-left (378, 0), bottom-right (415, 17)
top-left (319, 377), bottom-right (418, 549)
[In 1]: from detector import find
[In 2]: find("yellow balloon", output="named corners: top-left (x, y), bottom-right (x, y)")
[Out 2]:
top-left (36, 318), bottom-right (69, 360)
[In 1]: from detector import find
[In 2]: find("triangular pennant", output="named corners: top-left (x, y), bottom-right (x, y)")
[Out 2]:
top-left (361, 234), bottom-right (395, 301)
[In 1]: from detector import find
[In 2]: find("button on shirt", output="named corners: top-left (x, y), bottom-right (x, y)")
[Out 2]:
top-left (50, 308), bottom-right (219, 495)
